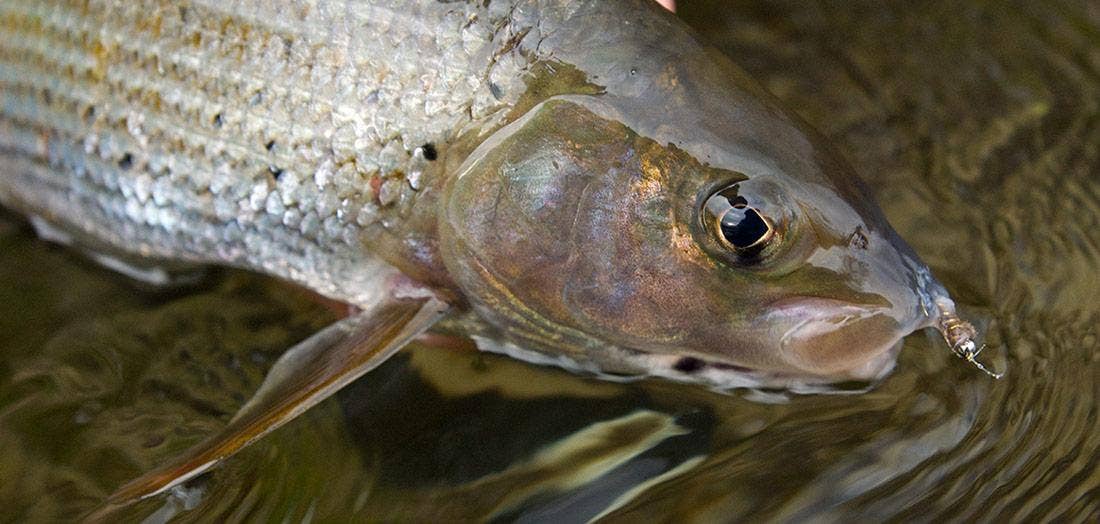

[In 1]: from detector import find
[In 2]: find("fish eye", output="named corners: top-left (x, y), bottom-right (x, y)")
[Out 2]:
top-left (703, 185), bottom-right (777, 260)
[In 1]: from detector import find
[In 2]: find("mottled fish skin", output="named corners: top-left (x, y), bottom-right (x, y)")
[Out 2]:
top-left (0, 0), bottom-right (532, 304)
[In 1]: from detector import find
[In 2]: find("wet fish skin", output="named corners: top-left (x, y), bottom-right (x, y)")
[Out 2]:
top-left (0, 0), bottom-right (530, 302)
top-left (0, 0), bottom-right (962, 388)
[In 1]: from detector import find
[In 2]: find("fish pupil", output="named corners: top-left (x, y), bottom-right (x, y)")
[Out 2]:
top-left (720, 207), bottom-right (769, 248)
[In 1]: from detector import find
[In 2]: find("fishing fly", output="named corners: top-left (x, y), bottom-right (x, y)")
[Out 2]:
top-left (937, 303), bottom-right (1004, 379)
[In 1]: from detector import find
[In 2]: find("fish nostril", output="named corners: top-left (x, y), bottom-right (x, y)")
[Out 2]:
top-left (674, 357), bottom-right (706, 373)
top-left (848, 226), bottom-right (869, 249)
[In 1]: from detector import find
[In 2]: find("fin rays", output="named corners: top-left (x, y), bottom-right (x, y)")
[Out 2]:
top-left (94, 292), bottom-right (448, 515)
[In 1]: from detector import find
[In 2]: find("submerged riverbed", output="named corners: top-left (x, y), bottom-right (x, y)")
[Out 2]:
top-left (2, 0), bottom-right (1098, 521)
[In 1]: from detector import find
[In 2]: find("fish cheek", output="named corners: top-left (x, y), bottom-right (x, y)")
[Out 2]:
top-left (560, 209), bottom-right (789, 372)
top-left (556, 142), bottom-right (764, 356)
top-left (559, 172), bottom-right (699, 344)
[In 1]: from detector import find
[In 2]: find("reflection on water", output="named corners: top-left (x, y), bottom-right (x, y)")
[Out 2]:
top-left (1, 0), bottom-right (1098, 521)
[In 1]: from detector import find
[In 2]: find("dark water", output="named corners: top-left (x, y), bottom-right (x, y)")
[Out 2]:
top-left (2, 1), bottom-right (1099, 521)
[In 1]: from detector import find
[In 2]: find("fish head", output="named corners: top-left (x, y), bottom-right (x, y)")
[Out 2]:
top-left (439, 95), bottom-right (946, 389)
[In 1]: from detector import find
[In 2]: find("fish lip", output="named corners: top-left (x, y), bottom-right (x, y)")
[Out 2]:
top-left (763, 296), bottom-right (887, 321)
top-left (765, 294), bottom-right (937, 331)
top-left (762, 296), bottom-right (914, 377)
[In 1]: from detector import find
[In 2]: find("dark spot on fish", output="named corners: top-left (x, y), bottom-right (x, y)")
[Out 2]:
top-left (265, 140), bottom-right (275, 152)
top-left (212, 113), bottom-right (223, 128)
top-left (489, 82), bottom-right (504, 100)
top-left (269, 166), bottom-right (284, 180)
top-left (282, 37), bottom-right (294, 59)
top-left (420, 143), bottom-right (437, 161)
top-left (118, 153), bottom-right (133, 170)
top-left (674, 356), bottom-right (706, 373)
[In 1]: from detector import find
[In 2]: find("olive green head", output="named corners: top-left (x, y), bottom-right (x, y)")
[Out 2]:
top-left (439, 97), bottom-right (943, 389)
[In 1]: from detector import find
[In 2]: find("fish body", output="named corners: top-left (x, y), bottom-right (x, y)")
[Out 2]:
top-left (2, 0), bottom-right (1000, 507)
top-left (0, 0), bottom-right (972, 389)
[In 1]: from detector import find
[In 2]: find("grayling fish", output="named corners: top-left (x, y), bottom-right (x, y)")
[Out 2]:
top-left (0, 0), bottom-right (998, 508)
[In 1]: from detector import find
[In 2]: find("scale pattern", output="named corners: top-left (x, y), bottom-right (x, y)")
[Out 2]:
top-left (0, 0), bottom-right (533, 304)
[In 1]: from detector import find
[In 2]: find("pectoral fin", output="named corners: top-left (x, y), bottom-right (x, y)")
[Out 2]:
top-left (104, 292), bottom-right (448, 506)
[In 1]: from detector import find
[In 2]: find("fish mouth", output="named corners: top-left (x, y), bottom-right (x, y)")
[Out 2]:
top-left (764, 296), bottom-right (925, 378)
